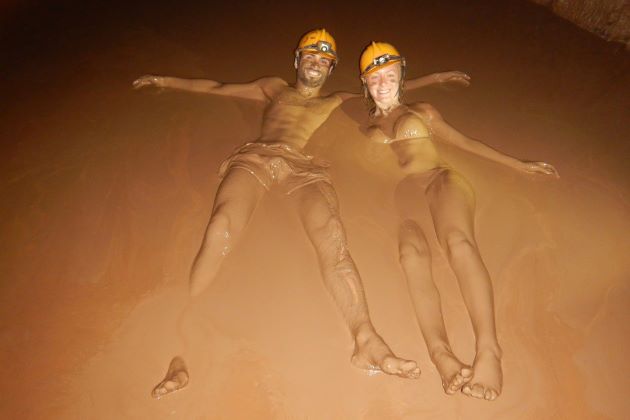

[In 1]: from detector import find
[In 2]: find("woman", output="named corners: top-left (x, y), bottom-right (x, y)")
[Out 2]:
top-left (359, 42), bottom-right (557, 401)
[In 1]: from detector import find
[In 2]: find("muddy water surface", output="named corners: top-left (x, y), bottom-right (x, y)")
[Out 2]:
top-left (1, 1), bottom-right (628, 419)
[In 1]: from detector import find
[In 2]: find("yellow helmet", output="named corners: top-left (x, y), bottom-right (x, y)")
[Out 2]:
top-left (296, 28), bottom-right (338, 62)
top-left (359, 42), bottom-right (404, 76)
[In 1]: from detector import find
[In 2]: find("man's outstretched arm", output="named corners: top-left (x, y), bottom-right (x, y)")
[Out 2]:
top-left (405, 71), bottom-right (471, 91)
top-left (133, 75), bottom-right (287, 102)
top-left (333, 91), bottom-right (361, 102)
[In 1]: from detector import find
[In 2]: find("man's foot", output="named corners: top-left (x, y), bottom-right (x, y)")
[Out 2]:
top-left (351, 327), bottom-right (420, 379)
top-left (431, 349), bottom-right (472, 394)
top-left (461, 349), bottom-right (502, 401)
top-left (151, 356), bottom-right (189, 399)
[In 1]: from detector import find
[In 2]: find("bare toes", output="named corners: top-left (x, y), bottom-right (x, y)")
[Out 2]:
top-left (445, 367), bottom-right (472, 394)
top-left (485, 389), bottom-right (498, 401)
top-left (470, 383), bottom-right (486, 399)
top-left (382, 357), bottom-right (420, 379)
top-left (151, 382), bottom-right (171, 399)
top-left (405, 365), bottom-right (421, 379)
top-left (151, 357), bottom-right (189, 399)
top-left (400, 360), bottom-right (421, 378)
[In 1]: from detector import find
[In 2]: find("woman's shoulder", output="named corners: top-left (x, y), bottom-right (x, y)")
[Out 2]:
top-left (393, 105), bottom-right (430, 138)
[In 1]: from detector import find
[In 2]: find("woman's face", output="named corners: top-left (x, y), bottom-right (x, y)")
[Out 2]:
top-left (363, 62), bottom-right (402, 111)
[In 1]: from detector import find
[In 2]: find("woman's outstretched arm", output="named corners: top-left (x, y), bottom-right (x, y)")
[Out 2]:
top-left (408, 103), bottom-right (559, 177)
top-left (405, 71), bottom-right (471, 91)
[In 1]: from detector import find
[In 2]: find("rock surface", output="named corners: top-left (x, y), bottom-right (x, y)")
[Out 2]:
top-left (530, 0), bottom-right (630, 46)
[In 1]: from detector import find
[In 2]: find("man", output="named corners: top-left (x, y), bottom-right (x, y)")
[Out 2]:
top-left (134, 29), bottom-right (466, 398)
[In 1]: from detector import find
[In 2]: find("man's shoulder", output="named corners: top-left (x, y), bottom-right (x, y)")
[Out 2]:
top-left (254, 77), bottom-right (289, 98)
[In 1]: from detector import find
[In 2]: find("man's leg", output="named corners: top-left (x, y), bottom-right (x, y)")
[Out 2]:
top-left (398, 219), bottom-right (472, 394)
top-left (152, 168), bottom-right (266, 399)
top-left (189, 168), bottom-right (267, 297)
top-left (426, 169), bottom-right (502, 401)
top-left (293, 181), bottom-right (420, 379)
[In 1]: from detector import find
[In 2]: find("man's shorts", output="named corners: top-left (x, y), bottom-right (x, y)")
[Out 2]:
top-left (218, 142), bottom-right (332, 194)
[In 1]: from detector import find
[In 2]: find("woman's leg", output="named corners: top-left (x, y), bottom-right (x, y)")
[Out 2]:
top-left (426, 169), bottom-right (502, 401)
top-left (152, 168), bottom-right (266, 398)
top-left (293, 181), bottom-right (420, 379)
top-left (398, 219), bottom-right (472, 394)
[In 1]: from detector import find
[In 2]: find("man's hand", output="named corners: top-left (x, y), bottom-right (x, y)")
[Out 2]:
top-left (434, 71), bottom-right (471, 87)
top-left (518, 161), bottom-right (559, 178)
top-left (132, 75), bottom-right (164, 89)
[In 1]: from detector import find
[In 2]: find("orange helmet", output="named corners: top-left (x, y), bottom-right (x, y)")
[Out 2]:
top-left (359, 41), bottom-right (404, 76)
top-left (295, 28), bottom-right (338, 63)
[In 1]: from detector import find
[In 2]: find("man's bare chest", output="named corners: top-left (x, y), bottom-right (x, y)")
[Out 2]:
top-left (271, 91), bottom-right (336, 115)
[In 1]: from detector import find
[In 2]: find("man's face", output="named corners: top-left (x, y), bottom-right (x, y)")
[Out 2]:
top-left (363, 63), bottom-right (402, 109)
top-left (297, 52), bottom-right (333, 88)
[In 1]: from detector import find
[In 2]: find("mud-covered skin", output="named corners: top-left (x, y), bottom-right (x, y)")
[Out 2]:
top-left (363, 61), bottom-right (558, 400)
top-left (137, 51), bottom-right (436, 399)
top-left (259, 86), bottom-right (344, 148)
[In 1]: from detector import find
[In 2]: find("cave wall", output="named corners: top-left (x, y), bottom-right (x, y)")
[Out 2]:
top-left (530, 0), bottom-right (629, 46)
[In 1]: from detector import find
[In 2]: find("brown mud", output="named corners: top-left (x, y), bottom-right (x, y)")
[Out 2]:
top-left (1, 0), bottom-right (628, 419)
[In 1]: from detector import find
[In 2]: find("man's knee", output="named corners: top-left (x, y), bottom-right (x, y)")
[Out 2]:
top-left (307, 213), bottom-right (349, 257)
top-left (203, 209), bottom-right (232, 246)
top-left (321, 216), bottom-right (346, 249)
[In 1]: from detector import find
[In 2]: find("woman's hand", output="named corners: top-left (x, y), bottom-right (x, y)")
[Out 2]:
top-left (132, 75), bottom-right (164, 89)
top-left (519, 161), bottom-right (559, 178)
top-left (435, 71), bottom-right (471, 87)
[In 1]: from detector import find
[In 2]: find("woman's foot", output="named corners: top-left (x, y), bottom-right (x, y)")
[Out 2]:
top-left (461, 349), bottom-right (502, 401)
top-left (431, 349), bottom-right (473, 394)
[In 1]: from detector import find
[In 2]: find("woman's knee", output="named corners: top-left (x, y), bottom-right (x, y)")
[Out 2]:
top-left (438, 229), bottom-right (477, 260)
top-left (399, 220), bottom-right (430, 263)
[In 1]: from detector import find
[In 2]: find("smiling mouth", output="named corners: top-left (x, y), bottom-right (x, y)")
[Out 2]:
top-left (306, 68), bottom-right (321, 77)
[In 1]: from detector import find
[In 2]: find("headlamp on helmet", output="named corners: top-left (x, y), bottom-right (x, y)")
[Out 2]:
top-left (295, 28), bottom-right (338, 69)
top-left (359, 42), bottom-right (405, 77)
top-left (363, 54), bottom-right (404, 75)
